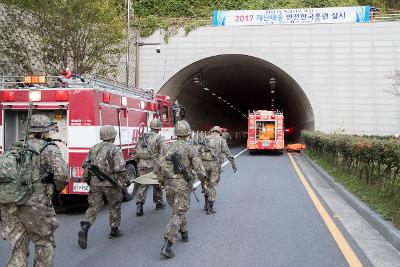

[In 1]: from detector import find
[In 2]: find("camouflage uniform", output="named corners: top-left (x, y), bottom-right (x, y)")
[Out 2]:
top-left (0, 115), bottom-right (68, 267)
top-left (159, 120), bottom-right (205, 258)
top-left (79, 125), bottom-right (128, 249)
top-left (199, 126), bottom-right (236, 214)
top-left (81, 141), bottom-right (127, 228)
top-left (135, 131), bottom-right (166, 212)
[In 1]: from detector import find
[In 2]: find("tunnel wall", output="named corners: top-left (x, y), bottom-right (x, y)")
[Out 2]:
top-left (138, 22), bottom-right (400, 135)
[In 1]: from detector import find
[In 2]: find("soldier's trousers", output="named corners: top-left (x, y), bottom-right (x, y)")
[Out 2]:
top-left (202, 161), bottom-right (222, 202)
top-left (136, 166), bottom-right (164, 205)
top-left (83, 185), bottom-right (122, 228)
top-left (136, 184), bottom-right (163, 205)
top-left (0, 203), bottom-right (58, 267)
top-left (164, 178), bottom-right (190, 243)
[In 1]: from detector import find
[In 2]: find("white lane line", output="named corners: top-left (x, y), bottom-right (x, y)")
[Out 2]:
top-left (221, 148), bottom-right (248, 167)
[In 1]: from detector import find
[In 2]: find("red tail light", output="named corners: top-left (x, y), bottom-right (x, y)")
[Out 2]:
top-left (103, 92), bottom-right (110, 103)
top-left (71, 167), bottom-right (85, 178)
top-left (2, 91), bottom-right (15, 102)
top-left (55, 90), bottom-right (68, 101)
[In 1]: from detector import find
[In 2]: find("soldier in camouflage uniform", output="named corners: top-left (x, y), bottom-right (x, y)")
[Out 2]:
top-left (0, 114), bottom-right (68, 267)
top-left (199, 126), bottom-right (237, 214)
top-left (158, 120), bottom-right (206, 258)
top-left (135, 118), bottom-right (166, 216)
top-left (78, 125), bottom-right (129, 249)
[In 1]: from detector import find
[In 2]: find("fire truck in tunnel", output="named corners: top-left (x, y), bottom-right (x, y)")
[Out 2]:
top-left (247, 110), bottom-right (285, 153)
top-left (0, 74), bottom-right (176, 201)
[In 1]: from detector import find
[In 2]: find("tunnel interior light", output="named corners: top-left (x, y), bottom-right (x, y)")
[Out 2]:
top-left (217, 96), bottom-right (222, 99)
top-left (203, 87), bottom-right (209, 91)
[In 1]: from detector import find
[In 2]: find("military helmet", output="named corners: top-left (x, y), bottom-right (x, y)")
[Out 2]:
top-left (150, 118), bottom-right (162, 130)
top-left (29, 114), bottom-right (53, 132)
top-left (174, 120), bottom-right (191, 136)
top-left (100, 125), bottom-right (117, 141)
top-left (210, 126), bottom-right (222, 133)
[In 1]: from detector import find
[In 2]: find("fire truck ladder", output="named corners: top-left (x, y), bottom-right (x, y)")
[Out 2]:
top-left (0, 75), bottom-right (154, 101)
top-left (88, 76), bottom-right (154, 100)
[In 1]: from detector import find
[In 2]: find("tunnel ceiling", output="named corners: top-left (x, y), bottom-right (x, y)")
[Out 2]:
top-left (160, 54), bottom-right (314, 141)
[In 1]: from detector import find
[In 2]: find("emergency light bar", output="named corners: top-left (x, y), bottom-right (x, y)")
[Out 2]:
top-left (2, 91), bottom-right (15, 102)
top-left (24, 76), bottom-right (46, 84)
top-left (29, 91), bottom-right (42, 102)
top-left (121, 96), bottom-right (127, 106)
top-left (55, 90), bottom-right (68, 101)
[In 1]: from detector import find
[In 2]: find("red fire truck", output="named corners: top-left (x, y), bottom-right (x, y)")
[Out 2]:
top-left (247, 110), bottom-right (284, 153)
top-left (0, 74), bottom-right (176, 201)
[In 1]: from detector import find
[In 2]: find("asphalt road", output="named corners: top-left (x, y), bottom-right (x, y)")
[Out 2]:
top-left (0, 145), bottom-right (368, 266)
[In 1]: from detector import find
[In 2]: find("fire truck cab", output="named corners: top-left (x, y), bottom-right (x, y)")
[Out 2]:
top-left (247, 110), bottom-right (284, 153)
top-left (0, 75), bottom-right (176, 201)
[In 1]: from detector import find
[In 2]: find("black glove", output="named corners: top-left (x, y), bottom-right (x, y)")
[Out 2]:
top-left (232, 164), bottom-right (237, 173)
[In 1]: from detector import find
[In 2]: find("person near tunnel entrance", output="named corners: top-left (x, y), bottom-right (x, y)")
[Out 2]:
top-left (158, 120), bottom-right (206, 258)
top-left (198, 126), bottom-right (237, 214)
top-left (134, 118), bottom-right (166, 216)
top-left (78, 125), bottom-right (129, 249)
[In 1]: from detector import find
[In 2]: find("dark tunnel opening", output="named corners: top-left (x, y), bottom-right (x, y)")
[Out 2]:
top-left (159, 54), bottom-right (315, 143)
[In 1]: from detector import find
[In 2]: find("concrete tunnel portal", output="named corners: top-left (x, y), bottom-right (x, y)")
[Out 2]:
top-left (159, 54), bottom-right (315, 143)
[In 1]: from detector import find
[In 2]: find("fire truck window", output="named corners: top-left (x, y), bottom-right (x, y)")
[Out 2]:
top-left (256, 121), bottom-right (275, 140)
top-left (162, 105), bottom-right (168, 121)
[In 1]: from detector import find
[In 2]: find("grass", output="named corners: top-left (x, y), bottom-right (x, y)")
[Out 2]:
top-left (306, 151), bottom-right (400, 229)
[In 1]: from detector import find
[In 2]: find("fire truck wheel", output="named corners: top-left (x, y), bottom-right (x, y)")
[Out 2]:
top-left (123, 163), bottom-right (138, 202)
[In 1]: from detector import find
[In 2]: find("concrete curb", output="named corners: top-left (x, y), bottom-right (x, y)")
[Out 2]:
top-left (301, 153), bottom-right (400, 252)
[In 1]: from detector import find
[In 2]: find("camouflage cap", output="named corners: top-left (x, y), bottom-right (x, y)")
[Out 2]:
top-left (100, 125), bottom-right (117, 141)
top-left (210, 126), bottom-right (222, 133)
top-left (174, 120), bottom-right (191, 136)
top-left (29, 114), bottom-right (53, 133)
top-left (150, 118), bottom-right (162, 130)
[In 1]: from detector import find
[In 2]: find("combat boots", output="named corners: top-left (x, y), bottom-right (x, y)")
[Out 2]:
top-left (156, 203), bottom-right (165, 210)
top-left (181, 231), bottom-right (188, 243)
top-left (204, 195), bottom-right (208, 210)
top-left (136, 202), bottom-right (144, 216)
top-left (207, 201), bottom-right (216, 215)
top-left (78, 221), bottom-right (91, 249)
top-left (160, 239), bottom-right (175, 258)
top-left (109, 227), bottom-right (123, 239)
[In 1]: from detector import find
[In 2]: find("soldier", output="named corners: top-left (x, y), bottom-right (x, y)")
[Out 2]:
top-left (158, 120), bottom-right (206, 258)
top-left (78, 125), bottom-right (129, 249)
top-left (199, 126), bottom-right (237, 214)
top-left (135, 118), bottom-right (166, 216)
top-left (0, 114), bottom-right (68, 267)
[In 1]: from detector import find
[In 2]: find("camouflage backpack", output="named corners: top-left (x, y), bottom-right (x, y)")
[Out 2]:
top-left (159, 142), bottom-right (177, 181)
top-left (199, 136), bottom-right (221, 161)
top-left (0, 140), bottom-right (50, 205)
top-left (135, 132), bottom-right (160, 160)
top-left (159, 141), bottom-right (195, 185)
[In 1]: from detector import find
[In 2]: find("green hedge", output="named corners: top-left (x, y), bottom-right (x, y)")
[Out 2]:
top-left (302, 131), bottom-right (400, 197)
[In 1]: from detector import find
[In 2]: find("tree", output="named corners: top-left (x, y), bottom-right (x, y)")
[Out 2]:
top-left (0, 0), bottom-right (126, 76)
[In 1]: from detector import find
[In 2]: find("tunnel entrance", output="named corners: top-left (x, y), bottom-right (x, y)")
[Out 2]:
top-left (159, 54), bottom-right (314, 143)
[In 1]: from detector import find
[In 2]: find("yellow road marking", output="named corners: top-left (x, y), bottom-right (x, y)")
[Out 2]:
top-left (288, 153), bottom-right (363, 267)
